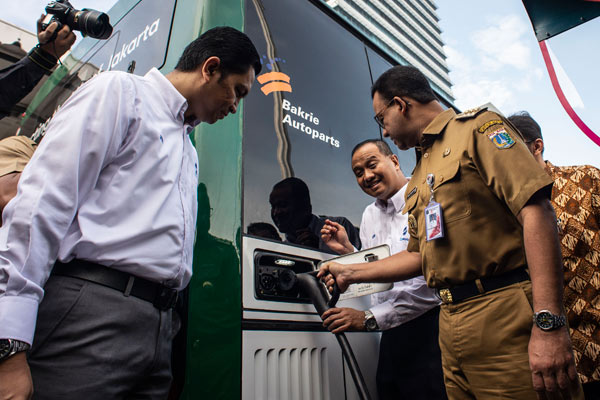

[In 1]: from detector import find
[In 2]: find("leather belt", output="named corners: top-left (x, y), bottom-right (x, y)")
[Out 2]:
top-left (437, 267), bottom-right (529, 304)
top-left (52, 259), bottom-right (178, 311)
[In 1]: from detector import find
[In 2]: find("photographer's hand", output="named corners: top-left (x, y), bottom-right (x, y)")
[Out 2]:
top-left (37, 14), bottom-right (76, 59)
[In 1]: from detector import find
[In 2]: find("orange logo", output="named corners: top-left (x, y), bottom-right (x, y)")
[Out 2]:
top-left (257, 71), bottom-right (292, 95)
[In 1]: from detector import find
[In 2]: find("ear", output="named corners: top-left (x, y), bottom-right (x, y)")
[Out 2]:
top-left (531, 138), bottom-right (544, 157)
top-left (393, 96), bottom-right (408, 113)
top-left (201, 56), bottom-right (221, 81)
top-left (390, 153), bottom-right (400, 168)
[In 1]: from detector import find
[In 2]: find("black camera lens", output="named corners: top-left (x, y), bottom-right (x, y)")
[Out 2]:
top-left (70, 9), bottom-right (113, 39)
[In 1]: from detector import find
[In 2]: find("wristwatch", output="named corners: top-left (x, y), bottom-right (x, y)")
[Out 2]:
top-left (533, 310), bottom-right (566, 331)
top-left (364, 310), bottom-right (379, 332)
top-left (0, 339), bottom-right (30, 362)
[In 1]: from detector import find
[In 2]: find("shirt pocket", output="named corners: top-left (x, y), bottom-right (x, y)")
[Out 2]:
top-left (432, 160), bottom-right (471, 223)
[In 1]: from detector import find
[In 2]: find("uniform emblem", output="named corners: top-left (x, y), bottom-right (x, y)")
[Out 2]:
top-left (456, 106), bottom-right (487, 120)
top-left (406, 187), bottom-right (417, 201)
top-left (478, 120), bottom-right (503, 133)
top-left (408, 214), bottom-right (417, 236)
top-left (487, 127), bottom-right (515, 149)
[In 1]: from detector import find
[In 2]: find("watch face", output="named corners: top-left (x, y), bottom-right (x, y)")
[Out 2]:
top-left (0, 339), bottom-right (11, 359)
top-left (536, 312), bottom-right (554, 330)
top-left (365, 317), bottom-right (378, 331)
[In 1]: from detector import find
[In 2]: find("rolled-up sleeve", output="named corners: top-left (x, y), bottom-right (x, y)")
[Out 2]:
top-left (0, 72), bottom-right (133, 344)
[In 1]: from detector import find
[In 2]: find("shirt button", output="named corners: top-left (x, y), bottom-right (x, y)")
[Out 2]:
top-left (423, 153), bottom-right (429, 158)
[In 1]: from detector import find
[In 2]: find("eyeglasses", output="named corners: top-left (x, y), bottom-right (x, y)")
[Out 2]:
top-left (373, 98), bottom-right (395, 129)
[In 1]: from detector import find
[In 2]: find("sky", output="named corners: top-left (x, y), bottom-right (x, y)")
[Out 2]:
top-left (3, 1), bottom-right (599, 166)
top-left (436, 1), bottom-right (600, 167)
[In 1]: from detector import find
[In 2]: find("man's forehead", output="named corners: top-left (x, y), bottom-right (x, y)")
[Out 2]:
top-left (352, 146), bottom-right (384, 165)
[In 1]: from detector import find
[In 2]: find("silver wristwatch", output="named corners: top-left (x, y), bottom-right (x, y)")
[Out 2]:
top-left (0, 339), bottom-right (30, 362)
top-left (533, 310), bottom-right (566, 331)
top-left (364, 310), bottom-right (379, 332)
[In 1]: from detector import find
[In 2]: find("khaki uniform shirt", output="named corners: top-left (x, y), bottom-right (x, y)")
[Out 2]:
top-left (404, 108), bottom-right (553, 289)
top-left (0, 135), bottom-right (37, 177)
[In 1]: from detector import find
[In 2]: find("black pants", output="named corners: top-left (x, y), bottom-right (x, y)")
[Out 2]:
top-left (376, 306), bottom-right (447, 400)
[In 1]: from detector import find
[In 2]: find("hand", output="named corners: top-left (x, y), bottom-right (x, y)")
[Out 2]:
top-left (529, 326), bottom-right (579, 399)
top-left (0, 352), bottom-right (33, 400)
top-left (293, 228), bottom-right (319, 249)
top-left (320, 219), bottom-right (354, 255)
top-left (317, 261), bottom-right (351, 293)
top-left (321, 307), bottom-right (365, 334)
top-left (37, 15), bottom-right (76, 58)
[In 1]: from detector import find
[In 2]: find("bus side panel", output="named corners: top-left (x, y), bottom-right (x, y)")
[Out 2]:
top-left (181, 0), bottom-right (246, 399)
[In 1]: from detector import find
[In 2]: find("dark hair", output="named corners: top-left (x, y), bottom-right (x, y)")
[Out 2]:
top-left (371, 65), bottom-right (437, 103)
top-left (507, 111), bottom-right (543, 142)
top-left (351, 139), bottom-right (394, 158)
top-left (175, 26), bottom-right (261, 77)
top-left (272, 177), bottom-right (311, 211)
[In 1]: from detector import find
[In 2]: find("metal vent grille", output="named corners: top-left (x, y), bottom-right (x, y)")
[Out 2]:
top-left (253, 347), bottom-right (331, 400)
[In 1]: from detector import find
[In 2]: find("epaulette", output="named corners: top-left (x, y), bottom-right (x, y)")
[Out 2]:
top-left (455, 106), bottom-right (488, 120)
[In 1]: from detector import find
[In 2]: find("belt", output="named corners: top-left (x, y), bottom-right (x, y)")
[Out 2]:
top-left (437, 267), bottom-right (529, 304)
top-left (52, 259), bottom-right (178, 311)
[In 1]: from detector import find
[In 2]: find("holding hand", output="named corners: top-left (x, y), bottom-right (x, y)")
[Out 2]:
top-left (317, 260), bottom-right (351, 293)
top-left (37, 14), bottom-right (76, 59)
top-left (321, 307), bottom-right (365, 334)
top-left (320, 219), bottom-right (354, 255)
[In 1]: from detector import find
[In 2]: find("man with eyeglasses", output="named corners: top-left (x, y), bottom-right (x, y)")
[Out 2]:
top-left (319, 65), bottom-right (583, 399)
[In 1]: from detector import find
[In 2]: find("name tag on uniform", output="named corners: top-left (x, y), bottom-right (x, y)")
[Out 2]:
top-left (425, 201), bottom-right (444, 241)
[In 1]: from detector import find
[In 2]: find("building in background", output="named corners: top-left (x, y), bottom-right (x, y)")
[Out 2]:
top-left (0, 20), bottom-right (38, 138)
top-left (322, 0), bottom-right (454, 104)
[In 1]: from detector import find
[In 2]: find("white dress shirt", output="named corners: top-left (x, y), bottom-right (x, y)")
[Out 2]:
top-left (361, 183), bottom-right (440, 330)
top-left (0, 68), bottom-right (198, 344)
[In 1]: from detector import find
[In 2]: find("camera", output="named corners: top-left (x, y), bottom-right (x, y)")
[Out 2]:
top-left (42, 0), bottom-right (113, 40)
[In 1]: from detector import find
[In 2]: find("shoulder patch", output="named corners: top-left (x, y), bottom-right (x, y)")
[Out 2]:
top-left (478, 119), bottom-right (503, 133)
top-left (487, 127), bottom-right (515, 149)
top-left (456, 106), bottom-right (488, 120)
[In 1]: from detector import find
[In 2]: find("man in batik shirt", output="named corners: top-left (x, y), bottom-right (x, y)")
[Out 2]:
top-left (509, 112), bottom-right (600, 398)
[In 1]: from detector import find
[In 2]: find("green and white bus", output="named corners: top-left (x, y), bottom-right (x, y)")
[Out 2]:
top-left (8, 0), bottom-right (454, 398)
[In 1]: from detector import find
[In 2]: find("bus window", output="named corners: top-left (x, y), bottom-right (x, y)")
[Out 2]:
top-left (243, 0), bottom-right (383, 252)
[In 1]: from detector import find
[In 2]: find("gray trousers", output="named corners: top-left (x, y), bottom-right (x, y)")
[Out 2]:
top-left (28, 275), bottom-right (173, 400)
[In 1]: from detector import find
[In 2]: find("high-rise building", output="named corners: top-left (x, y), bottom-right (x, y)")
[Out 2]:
top-left (322, 0), bottom-right (454, 104)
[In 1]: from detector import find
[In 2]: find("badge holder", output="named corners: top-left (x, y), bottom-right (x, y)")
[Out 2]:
top-left (425, 174), bottom-right (444, 241)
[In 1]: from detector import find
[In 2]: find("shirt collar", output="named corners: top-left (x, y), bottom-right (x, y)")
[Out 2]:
top-left (144, 68), bottom-right (197, 131)
top-left (374, 182), bottom-right (409, 214)
top-left (421, 108), bottom-right (456, 138)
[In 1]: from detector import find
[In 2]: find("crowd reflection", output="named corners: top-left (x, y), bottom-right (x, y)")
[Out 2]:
top-left (247, 177), bottom-right (361, 253)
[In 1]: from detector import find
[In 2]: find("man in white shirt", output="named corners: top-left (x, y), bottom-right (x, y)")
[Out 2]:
top-left (0, 26), bottom-right (260, 400)
top-left (320, 139), bottom-right (445, 399)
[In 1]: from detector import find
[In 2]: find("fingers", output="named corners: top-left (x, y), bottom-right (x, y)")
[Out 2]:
top-left (38, 21), bottom-right (58, 44)
top-left (37, 14), bottom-right (45, 33)
top-left (555, 368), bottom-right (571, 399)
top-left (316, 263), bottom-right (329, 278)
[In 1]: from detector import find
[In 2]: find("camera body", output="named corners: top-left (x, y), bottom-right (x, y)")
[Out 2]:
top-left (42, 0), bottom-right (113, 40)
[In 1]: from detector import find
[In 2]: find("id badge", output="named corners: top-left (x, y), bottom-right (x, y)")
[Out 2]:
top-left (425, 201), bottom-right (444, 241)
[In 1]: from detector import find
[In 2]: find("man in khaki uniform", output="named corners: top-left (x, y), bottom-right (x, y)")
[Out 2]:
top-left (0, 136), bottom-right (37, 220)
top-left (319, 65), bottom-right (582, 399)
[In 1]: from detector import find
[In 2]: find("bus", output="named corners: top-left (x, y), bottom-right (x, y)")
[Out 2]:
top-left (9, 0), bottom-right (454, 398)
